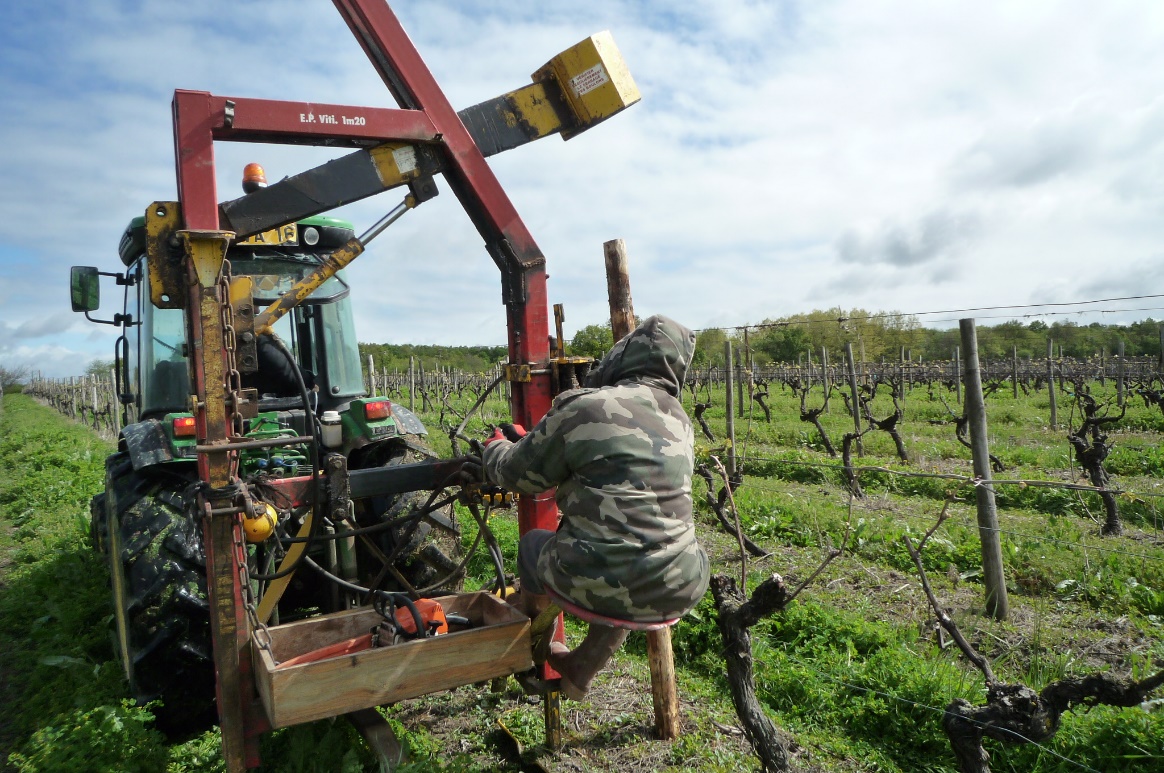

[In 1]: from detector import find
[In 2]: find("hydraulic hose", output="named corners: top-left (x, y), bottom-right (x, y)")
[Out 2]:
top-left (246, 333), bottom-right (323, 582)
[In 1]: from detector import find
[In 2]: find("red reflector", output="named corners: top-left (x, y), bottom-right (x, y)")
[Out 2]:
top-left (365, 401), bottom-right (390, 421)
top-left (173, 416), bottom-right (197, 437)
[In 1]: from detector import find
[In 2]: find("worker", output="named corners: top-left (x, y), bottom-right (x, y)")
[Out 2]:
top-left (482, 315), bottom-right (709, 700)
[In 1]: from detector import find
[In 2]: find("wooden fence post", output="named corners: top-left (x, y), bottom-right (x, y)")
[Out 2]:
top-left (408, 356), bottom-right (415, 412)
top-left (1011, 346), bottom-right (1018, 399)
top-left (1117, 339), bottom-right (1126, 407)
top-left (845, 342), bottom-right (862, 456)
top-left (1046, 339), bottom-right (1057, 429)
top-left (821, 347), bottom-right (830, 414)
top-left (953, 346), bottom-right (962, 406)
top-left (603, 237), bottom-right (679, 741)
top-left (960, 319), bottom-right (1009, 621)
top-left (725, 341), bottom-right (736, 477)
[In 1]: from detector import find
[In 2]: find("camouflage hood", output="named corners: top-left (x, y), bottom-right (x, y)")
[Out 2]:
top-left (584, 315), bottom-right (696, 398)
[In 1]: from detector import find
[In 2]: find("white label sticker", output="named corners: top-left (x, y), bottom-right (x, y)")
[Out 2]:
top-left (569, 63), bottom-right (609, 97)
top-left (392, 146), bottom-right (418, 173)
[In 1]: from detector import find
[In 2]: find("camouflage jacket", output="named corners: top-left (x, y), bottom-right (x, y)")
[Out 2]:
top-left (484, 315), bottom-right (709, 622)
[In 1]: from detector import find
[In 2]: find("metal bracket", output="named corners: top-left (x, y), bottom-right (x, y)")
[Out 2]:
top-left (504, 364), bottom-right (532, 383)
top-left (144, 201), bottom-right (185, 309)
top-left (325, 453), bottom-right (351, 523)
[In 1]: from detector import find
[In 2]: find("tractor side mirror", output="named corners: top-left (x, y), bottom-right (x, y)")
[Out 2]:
top-left (70, 266), bottom-right (101, 312)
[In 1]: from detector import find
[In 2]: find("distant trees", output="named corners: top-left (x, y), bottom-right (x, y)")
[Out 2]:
top-left (568, 324), bottom-right (614, 359)
top-left (357, 342), bottom-right (507, 373)
top-left (85, 359), bottom-right (115, 378)
top-left (352, 312), bottom-right (1163, 374)
top-left (1, 362), bottom-right (29, 393)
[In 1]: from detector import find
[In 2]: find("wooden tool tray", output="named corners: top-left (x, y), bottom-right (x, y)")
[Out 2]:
top-left (252, 592), bottom-right (532, 728)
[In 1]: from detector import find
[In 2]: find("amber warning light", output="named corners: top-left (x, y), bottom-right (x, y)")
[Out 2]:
top-left (365, 401), bottom-right (391, 421)
top-left (173, 416), bottom-right (197, 437)
top-left (242, 163), bottom-right (267, 194)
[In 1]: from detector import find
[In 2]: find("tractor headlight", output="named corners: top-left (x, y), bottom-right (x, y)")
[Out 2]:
top-left (303, 226), bottom-right (320, 246)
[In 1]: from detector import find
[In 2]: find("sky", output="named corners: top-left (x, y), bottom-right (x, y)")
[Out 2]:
top-left (3, 0), bottom-right (1164, 377)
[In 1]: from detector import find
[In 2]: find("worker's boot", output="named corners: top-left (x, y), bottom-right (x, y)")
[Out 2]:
top-left (547, 623), bottom-right (629, 701)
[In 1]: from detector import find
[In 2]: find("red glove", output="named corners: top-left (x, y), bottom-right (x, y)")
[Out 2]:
top-left (485, 423), bottom-right (527, 447)
top-left (500, 423), bottom-right (526, 441)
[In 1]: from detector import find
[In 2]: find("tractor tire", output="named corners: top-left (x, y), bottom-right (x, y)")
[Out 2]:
top-left (354, 441), bottom-right (463, 593)
top-left (103, 462), bottom-right (216, 737)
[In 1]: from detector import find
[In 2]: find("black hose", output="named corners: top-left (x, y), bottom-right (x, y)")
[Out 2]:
top-left (466, 502), bottom-right (509, 602)
top-left (246, 334), bottom-right (323, 582)
top-left (272, 494), bottom-right (459, 543)
top-left (302, 557), bottom-right (426, 638)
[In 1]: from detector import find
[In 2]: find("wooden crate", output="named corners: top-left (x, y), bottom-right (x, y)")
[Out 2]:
top-left (253, 592), bottom-right (532, 728)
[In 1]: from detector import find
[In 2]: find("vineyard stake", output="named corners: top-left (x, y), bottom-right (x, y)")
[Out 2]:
top-left (1046, 339), bottom-right (1058, 430)
top-left (954, 346), bottom-right (962, 406)
top-left (960, 318), bottom-right (1009, 621)
top-left (1118, 339), bottom-right (1126, 407)
top-left (845, 342), bottom-right (862, 456)
top-left (821, 347), bottom-right (830, 414)
top-left (603, 237), bottom-right (680, 742)
top-left (725, 341), bottom-right (736, 477)
top-left (1011, 346), bottom-right (1018, 399)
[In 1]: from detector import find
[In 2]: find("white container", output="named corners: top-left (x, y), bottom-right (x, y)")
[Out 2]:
top-left (320, 411), bottom-right (343, 448)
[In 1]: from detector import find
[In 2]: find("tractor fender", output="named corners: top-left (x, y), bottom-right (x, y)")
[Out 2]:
top-left (389, 402), bottom-right (427, 436)
top-left (122, 419), bottom-right (175, 470)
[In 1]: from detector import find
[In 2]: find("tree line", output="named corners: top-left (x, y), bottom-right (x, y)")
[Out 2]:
top-left (683, 311), bottom-right (1163, 369)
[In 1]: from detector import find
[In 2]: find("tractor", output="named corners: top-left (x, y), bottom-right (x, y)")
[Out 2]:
top-left (72, 186), bottom-right (462, 733)
top-left (67, 1), bottom-right (641, 767)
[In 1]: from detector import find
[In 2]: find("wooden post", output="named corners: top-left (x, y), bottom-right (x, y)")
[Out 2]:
top-left (845, 342), bottom-right (862, 456)
top-left (603, 239), bottom-right (636, 342)
top-left (1099, 347), bottom-right (1106, 386)
top-left (408, 356), bottom-right (415, 412)
top-left (960, 319), bottom-right (1009, 621)
top-left (725, 342), bottom-right (736, 477)
top-left (899, 347), bottom-right (906, 407)
top-left (367, 355), bottom-right (376, 396)
top-left (821, 347), bottom-right (830, 413)
top-left (953, 346), bottom-right (962, 406)
top-left (1117, 339), bottom-right (1126, 407)
top-left (1046, 339), bottom-right (1057, 429)
top-left (1011, 346), bottom-right (1018, 399)
top-left (859, 338), bottom-right (867, 386)
top-left (1159, 326), bottom-right (1164, 377)
top-left (743, 327), bottom-right (753, 416)
top-left (604, 238), bottom-right (679, 742)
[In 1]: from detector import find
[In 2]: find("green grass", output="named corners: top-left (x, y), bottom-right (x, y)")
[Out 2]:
top-left (5, 376), bottom-right (1164, 772)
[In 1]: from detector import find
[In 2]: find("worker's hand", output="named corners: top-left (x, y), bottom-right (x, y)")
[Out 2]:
top-left (499, 423), bottom-right (526, 442)
top-left (485, 427), bottom-right (507, 447)
top-left (455, 452), bottom-right (484, 485)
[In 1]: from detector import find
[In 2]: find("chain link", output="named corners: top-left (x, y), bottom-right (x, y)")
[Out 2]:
top-left (232, 506), bottom-right (276, 658)
top-left (218, 261), bottom-right (246, 438)
top-left (217, 260), bottom-right (277, 657)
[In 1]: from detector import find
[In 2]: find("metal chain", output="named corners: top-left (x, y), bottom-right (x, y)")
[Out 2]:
top-left (232, 507), bottom-right (276, 657)
top-left (218, 260), bottom-right (277, 657)
top-left (219, 260), bottom-right (245, 439)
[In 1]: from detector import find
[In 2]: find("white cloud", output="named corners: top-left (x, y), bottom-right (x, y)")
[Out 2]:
top-left (4, 0), bottom-right (1164, 377)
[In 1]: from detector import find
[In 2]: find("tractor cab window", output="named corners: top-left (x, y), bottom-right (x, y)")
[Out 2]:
top-left (141, 302), bottom-right (189, 417)
top-left (319, 299), bottom-right (365, 398)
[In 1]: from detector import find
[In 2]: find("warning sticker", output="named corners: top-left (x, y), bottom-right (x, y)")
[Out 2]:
top-left (569, 64), bottom-right (609, 97)
top-left (392, 145), bottom-right (418, 174)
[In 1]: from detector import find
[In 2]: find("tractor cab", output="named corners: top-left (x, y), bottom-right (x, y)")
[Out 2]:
top-left (72, 211), bottom-right (368, 423)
